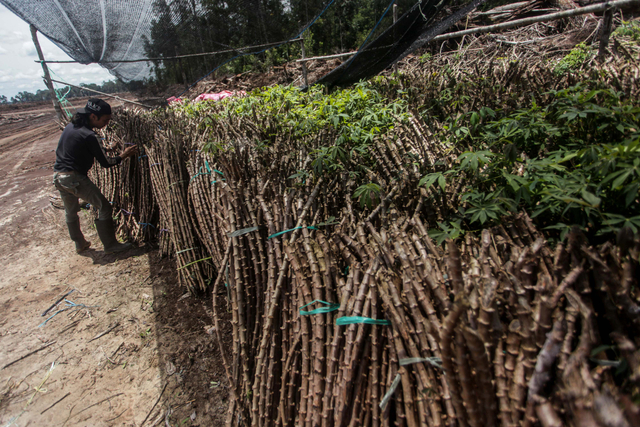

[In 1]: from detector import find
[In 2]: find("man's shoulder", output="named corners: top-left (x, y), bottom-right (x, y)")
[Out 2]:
top-left (63, 124), bottom-right (96, 140)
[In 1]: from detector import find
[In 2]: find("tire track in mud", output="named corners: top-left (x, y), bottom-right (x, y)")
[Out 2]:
top-left (0, 122), bottom-right (59, 156)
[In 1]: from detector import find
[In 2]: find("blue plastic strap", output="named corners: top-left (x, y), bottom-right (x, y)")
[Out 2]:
top-left (336, 316), bottom-right (391, 326)
top-left (300, 300), bottom-right (340, 316)
top-left (267, 226), bottom-right (318, 240)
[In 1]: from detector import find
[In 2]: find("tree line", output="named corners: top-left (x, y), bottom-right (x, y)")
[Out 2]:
top-left (143, 0), bottom-right (423, 86)
top-left (1, 79), bottom-right (145, 104)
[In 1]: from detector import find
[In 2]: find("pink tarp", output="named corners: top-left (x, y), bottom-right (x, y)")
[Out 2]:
top-left (167, 90), bottom-right (246, 105)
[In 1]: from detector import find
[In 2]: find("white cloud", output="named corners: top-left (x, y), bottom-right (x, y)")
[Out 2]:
top-left (21, 41), bottom-right (36, 56)
top-left (0, 70), bottom-right (40, 83)
top-left (0, 4), bottom-right (115, 99)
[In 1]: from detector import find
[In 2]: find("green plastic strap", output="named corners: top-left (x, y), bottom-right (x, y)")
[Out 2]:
top-left (189, 169), bottom-right (211, 183)
top-left (299, 300), bottom-right (340, 316)
top-left (267, 226), bottom-right (318, 240)
top-left (213, 169), bottom-right (224, 176)
top-left (399, 357), bottom-right (443, 369)
top-left (168, 180), bottom-right (186, 188)
top-left (336, 316), bottom-right (391, 326)
top-left (177, 257), bottom-right (212, 270)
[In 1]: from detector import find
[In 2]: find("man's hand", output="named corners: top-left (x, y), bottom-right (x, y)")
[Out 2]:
top-left (120, 145), bottom-right (139, 159)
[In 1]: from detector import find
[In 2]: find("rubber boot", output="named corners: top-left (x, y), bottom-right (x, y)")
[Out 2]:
top-left (66, 219), bottom-right (91, 253)
top-left (95, 219), bottom-right (132, 254)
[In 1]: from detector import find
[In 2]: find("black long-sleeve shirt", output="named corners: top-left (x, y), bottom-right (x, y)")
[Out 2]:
top-left (53, 123), bottom-right (121, 175)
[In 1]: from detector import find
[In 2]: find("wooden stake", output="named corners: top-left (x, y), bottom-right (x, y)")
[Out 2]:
top-left (30, 25), bottom-right (65, 122)
top-left (300, 33), bottom-right (309, 88)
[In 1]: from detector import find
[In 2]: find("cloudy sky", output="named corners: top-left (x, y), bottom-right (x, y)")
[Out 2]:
top-left (0, 3), bottom-right (114, 100)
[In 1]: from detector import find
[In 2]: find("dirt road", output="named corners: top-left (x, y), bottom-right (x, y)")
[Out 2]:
top-left (0, 104), bottom-right (227, 426)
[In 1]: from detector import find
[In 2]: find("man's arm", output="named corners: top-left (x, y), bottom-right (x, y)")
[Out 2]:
top-left (89, 135), bottom-right (138, 168)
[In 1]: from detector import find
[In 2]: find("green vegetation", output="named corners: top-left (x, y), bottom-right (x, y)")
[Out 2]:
top-left (177, 82), bottom-right (409, 180)
top-left (554, 42), bottom-right (592, 75)
top-left (173, 77), bottom-right (640, 244)
top-left (613, 20), bottom-right (640, 41)
top-left (422, 83), bottom-right (640, 242)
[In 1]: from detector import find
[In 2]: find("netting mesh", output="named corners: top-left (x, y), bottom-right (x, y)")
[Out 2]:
top-left (0, 0), bottom-right (482, 85)
top-left (0, 0), bottom-right (156, 81)
top-left (317, 0), bottom-right (487, 88)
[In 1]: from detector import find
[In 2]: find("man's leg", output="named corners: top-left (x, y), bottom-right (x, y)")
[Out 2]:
top-left (73, 175), bottom-right (131, 254)
top-left (53, 173), bottom-right (91, 253)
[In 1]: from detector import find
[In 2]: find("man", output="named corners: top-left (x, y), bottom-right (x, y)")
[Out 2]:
top-left (53, 98), bottom-right (138, 253)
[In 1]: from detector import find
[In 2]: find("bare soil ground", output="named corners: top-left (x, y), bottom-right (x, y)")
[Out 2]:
top-left (0, 102), bottom-right (229, 426)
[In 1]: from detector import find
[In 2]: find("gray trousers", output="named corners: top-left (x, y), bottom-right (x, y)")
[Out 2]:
top-left (53, 172), bottom-right (112, 222)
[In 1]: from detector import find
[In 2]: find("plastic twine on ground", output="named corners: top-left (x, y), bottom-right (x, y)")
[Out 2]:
top-left (299, 300), bottom-right (340, 316)
top-left (39, 300), bottom-right (96, 327)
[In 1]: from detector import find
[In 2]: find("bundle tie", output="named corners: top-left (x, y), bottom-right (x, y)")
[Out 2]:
top-left (299, 300), bottom-right (340, 316)
top-left (190, 161), bottom-right (224, 183)
top-left (336, 316), bottom-right (391, 326)
top-left (227, 226), bottom-right (260, 238)
top-left (176, 247), bottom-right (197, 255)
top-left (379, 374), bottom-right (401, 411)
top-left (399, 357), bottom-right (443, 369)
top-left (268, 226), bottom-right (318, 240)
top-left (177, 257), bottom-right (212, 270)
top-left (138, 222), bottom-right (156, 229)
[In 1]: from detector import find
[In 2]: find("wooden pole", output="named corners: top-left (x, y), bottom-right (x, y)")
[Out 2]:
top-left (296, 51), bottom-right (357, 63)
top-left (37, 38), bottom-right (303, 64)
top-left (30, 25), bottom-right (65, 122)
top-left (49, 79), bottom-right (154, 109)
top-left (393, 3), bottom-right (398, 75)
top-left (598, 9), bottom-right (614, 58)
top-left (429, 0), bottom-right (638, 44)
top-left (300, 32), bottom-right (309, 88)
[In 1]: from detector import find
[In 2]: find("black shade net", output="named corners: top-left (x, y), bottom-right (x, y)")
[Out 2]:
top-left (0, 0), bottom-right (484, 87)
top-left (317, 0), bottom-right (487, 88)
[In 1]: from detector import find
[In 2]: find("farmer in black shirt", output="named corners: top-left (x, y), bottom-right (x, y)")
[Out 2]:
top-left (53, 99), bottom-right (138, 253)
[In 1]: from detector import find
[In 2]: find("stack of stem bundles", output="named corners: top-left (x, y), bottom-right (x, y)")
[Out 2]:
top-left (91, 55), bottom-right (640, 424)
top-left (91, 104), bottom-right (640, 427)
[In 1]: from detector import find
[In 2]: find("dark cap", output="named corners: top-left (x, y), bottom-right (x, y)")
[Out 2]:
top-left (77, 98), bottom-right (111, 116)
